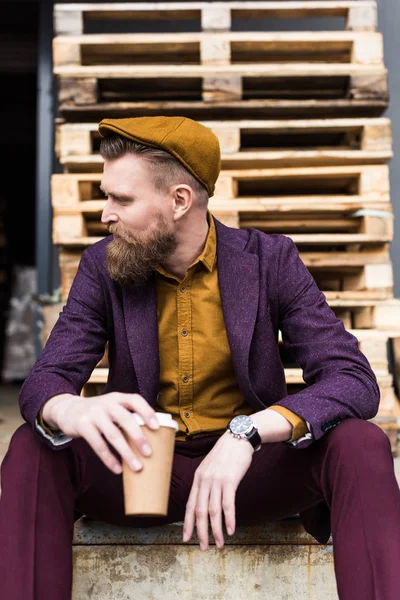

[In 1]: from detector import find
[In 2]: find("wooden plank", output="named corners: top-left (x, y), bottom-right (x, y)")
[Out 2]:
top-left (57, 99), bottom-right (389, 120)
top-left (54, 63), bottom-right (388, 105)
top-left (52, 165), bottom-right (391, 210)
top-left (56, 118), bottom-right (393, 169)
top-left (53, 2), bottom-right (378, 36)
top-left (54, 62), bottom-right (387, 79)
top-left (215, 165), bottom-right (390, 202)
top-left (52, 32), bottom-right (384, 68)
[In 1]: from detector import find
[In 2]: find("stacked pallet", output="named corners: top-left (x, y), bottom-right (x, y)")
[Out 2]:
top-left (52, 1), bottom-right (400, 451)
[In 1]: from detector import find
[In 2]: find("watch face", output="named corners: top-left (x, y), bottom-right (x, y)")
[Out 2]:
top-left (230, 415), bottom-right (253, 435)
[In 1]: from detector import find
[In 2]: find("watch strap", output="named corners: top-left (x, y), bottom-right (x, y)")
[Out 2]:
top-left (246, 427), bottom-right (262, 451)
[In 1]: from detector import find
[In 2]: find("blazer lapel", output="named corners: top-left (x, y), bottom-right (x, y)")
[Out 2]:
top-left (122, 274), bottom-right (160, 407)
top-left (214, 218), bottom-right (264, 408)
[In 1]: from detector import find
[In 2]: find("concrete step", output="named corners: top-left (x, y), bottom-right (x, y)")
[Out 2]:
top-left (72, 516), bottom-right (338, 600)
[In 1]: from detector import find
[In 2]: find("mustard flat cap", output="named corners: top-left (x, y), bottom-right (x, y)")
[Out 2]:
top-left (98, 116), bottom-right (221, 197)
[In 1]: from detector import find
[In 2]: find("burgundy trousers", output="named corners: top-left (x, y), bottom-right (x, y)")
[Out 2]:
top-left (1, 418), bottom-right (400, 599)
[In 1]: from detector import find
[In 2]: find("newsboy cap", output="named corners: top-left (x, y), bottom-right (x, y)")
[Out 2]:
top-left (98, 116), bottom-right (221, 197)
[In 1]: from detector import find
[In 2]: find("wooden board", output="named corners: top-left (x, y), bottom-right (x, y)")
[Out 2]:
top-left (53, 31), bottom-right (384, 68)
top-left (56, 117), bottom-right (393, 170)
top-left (57, 98), bottom-right (389, 121)
top-left (55, 63), bottom-right (388, 105)
top-left (52, 208), bottom-right (394, 244)
top-left (54, 2), bottom-right (377, 36)
top-left (51, 165), bottom-right (391, 212)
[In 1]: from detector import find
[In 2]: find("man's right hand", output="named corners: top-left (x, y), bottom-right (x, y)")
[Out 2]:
top-left (42, 392), bottom-right (161, 474)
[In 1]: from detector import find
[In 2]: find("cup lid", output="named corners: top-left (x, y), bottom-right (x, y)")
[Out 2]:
top-left (133, 412), bottom-right (179, 431)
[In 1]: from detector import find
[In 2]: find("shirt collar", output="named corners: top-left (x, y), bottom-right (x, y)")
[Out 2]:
top-left (156, 210), bottom-right (216, 278)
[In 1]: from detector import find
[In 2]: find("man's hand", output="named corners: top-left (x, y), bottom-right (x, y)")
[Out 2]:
top-left (43, 392), bottom-right (161, 475)
top-left (183, 430), bottom-right (254, 551)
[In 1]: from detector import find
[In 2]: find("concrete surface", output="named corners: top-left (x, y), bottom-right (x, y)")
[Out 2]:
top-left (72, 517), bottom-right (337, 600)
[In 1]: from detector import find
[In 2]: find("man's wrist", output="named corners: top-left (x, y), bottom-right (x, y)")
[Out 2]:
top-left (250, 408), bottom-right (293, 444)
top-left (41, 393), bottom-right (76, 430)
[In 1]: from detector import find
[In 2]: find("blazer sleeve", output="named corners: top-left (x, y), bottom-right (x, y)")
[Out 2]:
top-left (19, 247), bottom-right (109, 450)
top-left (270, 235), bottom-right (380, 449)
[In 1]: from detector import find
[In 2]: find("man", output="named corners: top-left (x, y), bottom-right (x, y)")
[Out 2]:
top-left (0, 116), bottom-right (399, 599)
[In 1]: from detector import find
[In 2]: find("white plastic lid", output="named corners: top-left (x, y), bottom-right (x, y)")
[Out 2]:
top-left (132, 412), bottom-right (179, 431)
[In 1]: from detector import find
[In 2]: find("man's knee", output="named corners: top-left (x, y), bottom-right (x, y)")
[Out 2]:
top-left (9, 422), bottom-right (39, 451)
top-left (327, 418), bottom-right (392, 465)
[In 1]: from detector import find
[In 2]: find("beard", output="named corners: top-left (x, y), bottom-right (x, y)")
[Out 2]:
top-left (106, 212), bottom-right (178, 287)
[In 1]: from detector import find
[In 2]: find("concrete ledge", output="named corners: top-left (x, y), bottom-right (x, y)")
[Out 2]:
top-left (72, 517), bottom-right (337, 599)
top-left (73, 515), bottom-right (332, 546)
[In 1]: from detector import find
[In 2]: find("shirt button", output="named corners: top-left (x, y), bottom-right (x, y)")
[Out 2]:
top-left (180, 286), bottom-right (186, 292)
top-left (182, 375), bottom-right (189, 383)
top-left (181, 329), bottom-right (188, 336)
top-left (184, 411), bottom-right (190, 418)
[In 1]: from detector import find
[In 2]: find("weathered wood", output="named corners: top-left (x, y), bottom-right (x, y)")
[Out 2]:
top-left (54, 2), bottom-right (378, 36)
top-left (52, 166), bottom-right (390, 210)
top-left (58, 78), bottom-right (98, 106)
top-left (53, 63), bottom-right (388, 106)
top-left (56, 118), bottom-right (393, 169)
top-left (215, 165), bottom-right (390, 202)
top-left (52, 32), bottom-right (384, 68)
top-left (57, 98), bottom-right (389, 121)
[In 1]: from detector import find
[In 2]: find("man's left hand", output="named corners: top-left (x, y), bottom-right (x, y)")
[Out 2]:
top-left (182, 430), bottom-right (254, 551)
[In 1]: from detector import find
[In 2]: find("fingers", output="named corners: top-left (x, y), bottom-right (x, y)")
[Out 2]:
top-left (78, 420), bottom-right (126, 475)
top-left (183, 477), bottom-right (199, 543)
top-left (209, 482), bottom-right (224, 549)
top-left (81, 408), bottom-right (146, 474)
top-left (109, 403), bottom-right (153, 459)
top-left (222, 482), bottom-right (236, 537)
top-left (119, 393), bottom-right (160, 431)
top-left (195, 477), bottom-right (213, 551)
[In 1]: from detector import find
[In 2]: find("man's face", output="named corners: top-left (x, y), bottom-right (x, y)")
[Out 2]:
top-left (100, 153), bottom-right (178, 286)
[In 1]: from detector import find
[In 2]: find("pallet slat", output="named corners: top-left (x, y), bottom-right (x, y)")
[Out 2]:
top-left (53, 31), bottom-right (384, 68)
top-left (51, 165), bottom-right (391, 209)
top-left (55, 63), bottom-right (388, 104)
top-left (56, 117), bottom-right (393, 170)
top-left (58, 99), bottom-right (389, 121)
top-left (54, 2), bottom-right (378, 36)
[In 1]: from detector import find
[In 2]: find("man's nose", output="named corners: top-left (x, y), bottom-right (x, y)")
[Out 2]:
top-left (101, 200), bottom-right (118, 225)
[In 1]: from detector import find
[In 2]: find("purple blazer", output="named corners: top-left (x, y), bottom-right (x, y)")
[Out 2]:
top-left (19, 215), bottom-right (380, 543)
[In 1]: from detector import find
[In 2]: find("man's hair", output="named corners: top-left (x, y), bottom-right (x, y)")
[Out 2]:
top-left (99, 134), bottom-right (209, 210)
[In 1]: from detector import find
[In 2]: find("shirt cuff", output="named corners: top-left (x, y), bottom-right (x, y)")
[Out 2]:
top-left (268, 406), bottom-right (310, 442)
top-left (35, 410), bottom-right (73, 446)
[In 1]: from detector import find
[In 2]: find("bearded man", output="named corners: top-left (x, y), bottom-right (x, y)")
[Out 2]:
top-left (1, 116), bottom-right (400, 599)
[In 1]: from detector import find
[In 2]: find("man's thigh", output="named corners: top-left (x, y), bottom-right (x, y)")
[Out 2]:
top-left (73, 437), bottom-right (197, 528)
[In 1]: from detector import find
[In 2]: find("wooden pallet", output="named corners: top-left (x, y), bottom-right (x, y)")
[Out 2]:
top-left (52, 207), bottom-right (394, 243)
top-left (56, 117), bottom-right (393, 170)
top-left (58, 98), bottom-right (389, 121)
top-left (55, 62), bottom-right (388, 108)
top-left (53, 31), bottom-right (384, 69)
top-left (215, 165), bottom-right (390, 202)
top-left (54, 2), bottom-right (377, 36)
top-left (51, 165), bottom-right (391, 211)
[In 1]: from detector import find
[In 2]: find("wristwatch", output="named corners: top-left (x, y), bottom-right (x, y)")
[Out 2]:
top-left (228, 415), bottom-right (262, 452)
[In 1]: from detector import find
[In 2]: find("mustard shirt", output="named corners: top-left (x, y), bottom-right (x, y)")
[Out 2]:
top-left (155, 211), bottom-right (308, 442)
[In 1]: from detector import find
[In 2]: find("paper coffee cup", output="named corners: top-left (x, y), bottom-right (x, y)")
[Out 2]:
top-left (121, 412), bottom-right (179, 517)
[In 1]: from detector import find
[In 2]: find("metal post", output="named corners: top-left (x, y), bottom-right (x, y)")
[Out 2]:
top-left (35, 0), bottom-right (59, 356)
